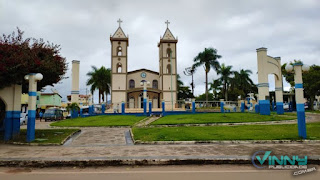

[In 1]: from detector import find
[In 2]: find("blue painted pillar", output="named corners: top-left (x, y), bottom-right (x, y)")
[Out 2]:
top-left (149, 101), bottom-right (152, 115)
top-left (27, 109), bottom-right (36, 142)
top-left (220, 100), bottom-right (224, 113)
top-left (12, 111), bottom-right (21, 137)
top-left (102, 104), bottom-right (106, 115)
top-left (259, 100), bottom-right (270, 115)
top-left (240, 101), bottom-right (245, 113)
top-left (255, 104), bottom-right (260, 113)
top-left (162, 101), bottom-right (165, 117)
top-left (297, 103), bottom-right (306, 139)
top-left (143, 99), bottom-right (147, 116)
top-left (192, 101), bottom-right (196, 114)
top-left (121, 102), bottom-right (125, 115)
top-left (4, 111), bottom-right (13, 141)
top-left (276, 102), bottom-right (284, 115)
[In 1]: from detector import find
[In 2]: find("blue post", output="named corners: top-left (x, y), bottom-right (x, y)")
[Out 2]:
top-left (91, 105), bottom-right (94, 115)
top-left (240, 101), bottom-right (245, 113)
top-left (220, 101), bottom-right (224, 113)
top-left (80, 108), bottom-right (83, 117)
top-left (121, 102), bottom-right (125, 115)
top-left (297, 104), bottom-right (307, 139)
top-left (102, 104), bottom-right (106, 115)
top-left (4, 111), bottom-right (13, 141)
top-left (192, 101), bottom-right (195, 114)
top-left (276, 102), bottom-right (284, 115)
top-left (71, 109), bottom-right (78, 118)
top-left (143, 99), bottom-right (147, 116)
top-left (259, 100), bottom-right (270, 115)
top-left (272, 101), bottom-right (275, 112)
top-left (255, 104), bottom-right (260, 113)
top-left (162, 101), bottom-right (165, 117)
top-left (26, 110), bottom-right (36, 142)
top-left (149, 101), bottom-right (152, 115)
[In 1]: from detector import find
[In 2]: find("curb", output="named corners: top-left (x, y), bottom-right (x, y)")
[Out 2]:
top-left (1, 157), bottom-right (319, 167)
top-left (134, 140), bottom-right (320, 145)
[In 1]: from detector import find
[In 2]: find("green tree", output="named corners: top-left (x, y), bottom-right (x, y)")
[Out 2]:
top-left (66, 102), bottom-right (80, 112)
top-left (216, 63), bottom-right (234, 101)
top-left (195, 93), bottom-right (214, 101)
top-left (86, 66), bottom-right (111, 104)
top-left (193, 47), bottom-right (221, 106)
top-left (0, 28), bottom-right (67, 91)
top-left (231, 69), bottom-right (257, 99)
top-left (282, 63), bottom-right (320, 110)
top-left (177, 74), bottom-right (194, 100)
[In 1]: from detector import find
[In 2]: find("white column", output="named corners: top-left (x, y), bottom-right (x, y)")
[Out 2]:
top-left (71, 60), bottom-right (80, 104)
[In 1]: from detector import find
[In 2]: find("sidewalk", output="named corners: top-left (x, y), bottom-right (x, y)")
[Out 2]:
top-left (1, 113), bottom-right (319, 167)
top-left (1, 143), bottom-right (319, 166)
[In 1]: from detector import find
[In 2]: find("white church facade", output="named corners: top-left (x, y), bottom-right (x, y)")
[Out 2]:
top-left (110, 20), bottom-right (178, 109)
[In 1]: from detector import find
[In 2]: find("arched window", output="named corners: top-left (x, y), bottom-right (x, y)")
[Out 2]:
top-left (166, 48), bottom-right (171, 57)
top-left (117, 46), bottom-right (122, 56)
top-left (129, 79), bottom-right (135, 89)
top-left (166, 64), bottom-right (171, 74)
top-left (152, 80), bottom-right (158, 89)
top-left (116, 63), bottom-right (122, 73)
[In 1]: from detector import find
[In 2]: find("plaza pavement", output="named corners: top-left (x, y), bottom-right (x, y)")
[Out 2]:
top-left (0, 113), bottom-right (319, 167)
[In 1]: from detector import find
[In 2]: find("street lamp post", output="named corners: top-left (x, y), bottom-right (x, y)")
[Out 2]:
top-left (285, 62), bottom-right (310, 139)
top-left (140, 81), bottom-right (150, 115)
top-left (24, 73), bottom-right (43, 142)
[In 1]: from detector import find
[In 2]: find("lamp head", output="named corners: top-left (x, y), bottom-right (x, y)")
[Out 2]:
top-left (24, 75), bottom-right (29, 80)
top-left (285, 64), bottom-right (294, 72)
top-left (35, 73), bottom-right (43, 81)
top-left (302, 64), bottom-right (310, 72)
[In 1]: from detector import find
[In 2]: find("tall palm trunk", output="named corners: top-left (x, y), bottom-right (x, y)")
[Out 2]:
top-left (224, 81), bottom-right (228, 101)
top-left (205, 70), bottom-right (208, 107)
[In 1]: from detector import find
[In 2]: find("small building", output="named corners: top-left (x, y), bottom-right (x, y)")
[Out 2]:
top-left (67, 94), bottom-right (92, 106)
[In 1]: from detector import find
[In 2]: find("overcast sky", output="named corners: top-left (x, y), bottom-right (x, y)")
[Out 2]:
top-left (1, 0), bottom-right (320, 102)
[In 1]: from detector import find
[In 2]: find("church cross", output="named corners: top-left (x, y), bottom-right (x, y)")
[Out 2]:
top-left (117, 18), bottom-right (123, 27)
top-left (165, 20), bottom-right (170, 28)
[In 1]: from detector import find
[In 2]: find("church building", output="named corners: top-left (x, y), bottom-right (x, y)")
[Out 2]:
top-left (110, 20), bottom-right (178, 109)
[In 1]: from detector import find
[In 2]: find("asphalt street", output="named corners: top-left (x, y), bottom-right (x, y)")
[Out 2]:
top-left (0, 165), bottom-right (318, 180)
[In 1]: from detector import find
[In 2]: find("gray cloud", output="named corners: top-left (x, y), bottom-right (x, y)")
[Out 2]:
top-left (1, 0), bottom-right (319, 102)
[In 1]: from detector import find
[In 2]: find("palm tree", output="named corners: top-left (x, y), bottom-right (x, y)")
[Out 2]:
top-left (193, 47), bottom-right (221, 106)
top-left (234, 69), bottom-right (255, 97)
top-left (216, 63), bottom-right (234, 101)
top-left (86, 66), bottom-right (111, 104)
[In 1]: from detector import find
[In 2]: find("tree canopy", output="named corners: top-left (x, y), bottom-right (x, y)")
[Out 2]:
top-left (86, 66), bottom-right (111, 104)
top-left (282, 63), bottom-right (320, 110)
top-left (0, 28), bottom-right (67, 92)
top-left (193, 47), bottom-right (221, 105)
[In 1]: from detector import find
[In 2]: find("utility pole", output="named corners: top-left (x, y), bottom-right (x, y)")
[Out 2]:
top-left (183, 66), bottom-right (195, 96)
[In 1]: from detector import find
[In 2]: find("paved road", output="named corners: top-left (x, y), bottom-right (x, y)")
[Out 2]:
top-left (0, 165), bottom-right (318, 180)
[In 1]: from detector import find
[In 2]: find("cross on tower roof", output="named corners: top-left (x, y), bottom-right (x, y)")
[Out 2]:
top-left (165, 20), bottom-right (170, 28)
top-left (117, 18), bottom-right (123, 27)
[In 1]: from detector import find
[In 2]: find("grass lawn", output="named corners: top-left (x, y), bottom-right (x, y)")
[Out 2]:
top-left (151, 113), bottom-right (296, 125)
top-left (6, 129), bottom-right (79, 144)
top-left (306, 110), bottom-right (320, 114)
top-left (51, 115), bottom-right (146, 127)
top-left (132, 122), bottom-right (320, 141)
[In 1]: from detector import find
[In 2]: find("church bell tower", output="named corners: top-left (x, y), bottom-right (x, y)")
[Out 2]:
top-left (158, 20), bottom-right (178, 109)
top-left (110, 19), bottom-right (128, 105)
